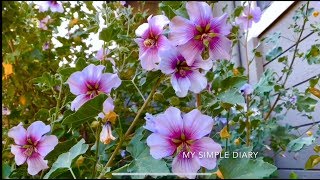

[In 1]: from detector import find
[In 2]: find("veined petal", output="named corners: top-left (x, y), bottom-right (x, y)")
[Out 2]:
top-left (26, 121), bottom-right (51, 143)
top-left (159, 47), bottom-right (179, 74)
top-left (172, 151), bottom-right (201, 179)
top-left (36, 135), bottom-right (58, 157)
top-left (139, 48), bottom-right (160, 71)
top-left (186, 1), bottom-right (213, 25)
top-left (210, 13), bottom-right (231, 36)
top-left (177, 39), bottom-right (204, 66)
top-left (252, 7), bottom-right (262, 23)
top-left (8, 123), bottom-right (27, 146)
top-left (99, 73), bottom-right (121, 93)
top-left (50, 3), bottom-right (64, 13)
top-left (171, 75), bottom-right (191, 97)
top-left (192, 56), bottom-right (213, 71)
top-left (135, 23), bottom-right (149, 37)
top-left (27, 153), bottom-right (48, 175)
top-left (82, 64), bottom-right (105, 85)
top-left (157, 35), bottom-right (173, 52)
top-left (134, 38), bottom-right (148, 58)
top-left (67, 71), bottom-right (87, 95)
top-left (191, 137), bottom-right (222, 170)
top-left (11, 145), bottom-right (27, 165)
top-left (187, 71), bottom-right (207, 94)
top-left (153, 107), bottom-right (184, 138)
top-left (183, 109), bottom-right (214, 140)
top-left (148, 15), bottom-right (169, 35)
top-left (146, 133), bottom-right (175, 159)
top-left (70, 94), bottom-right (90, 111)
top-left (208, 35), bottom-right (232, 61)
top-left (169, 16), bottom-right (195, 46)
top-left (102, 97), bottom-right (115, 114)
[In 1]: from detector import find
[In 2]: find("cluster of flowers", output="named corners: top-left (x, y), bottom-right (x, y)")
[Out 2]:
top-left (8, 1), bottom-right (262, 178)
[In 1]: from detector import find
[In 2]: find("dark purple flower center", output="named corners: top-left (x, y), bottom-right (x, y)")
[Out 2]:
top-left (86, 83), bottom-right (100, 98)
top-left (22, 138), bottom-right (38, 157)
top-left (175, 59), bottom-right (191, 77)
top-left (171, 133), bottom-right (195, 153)
top-left (50, 1), bottom-right (58, 5)
top-left (194, 24), bottom-right (217, 45)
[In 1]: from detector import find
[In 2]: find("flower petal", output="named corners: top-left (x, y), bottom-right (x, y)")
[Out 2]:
top-left (102, 97), bottom-right (115, 115)
top-left (172, 151), bottom-right (201, 179)
top-left (187, 71), bottom-right (207, 94)
top-left (27, 153), bottom-right (48, 175)
top-left (135, 23), bottom-right (149, 37)
top-left (209, 35), bottom-right (232, 61)
top-left (82, 64), bottom-right (105, 84)
top-left (153, 107), bottom-right (184, 138)
top-left (191, 137), bottom-right (222, 169)
top-left (26, 121), bottom-right (51, 143)
top-left (192, 56), bottom-right (213, 71)
top-left (183, 109), bottom-right (214, 140)
top-left (67, 71), bottom-right (88, 95)
top-left (11, 145), bottom-right (27, 165)
top-left (159, 47), bottom-right (179, 74)
top-left (8, 123), bottom-right (27, 146)
top-left (144, 113), bottom-right (157, 133)
top-left (157, 35), bottom-right (173, 52)
top-left (50, 3), bottom-right (64, 13)
top-left (171, 74), bottom-right (191, 97)
top-left (146, 133), bottom-right (175, 159)
top-left (139, 48), bottom-right (160, 71)
top-left (36, 135), bottom-right (58, 157)
top-left (99, 73), bottom-right (121, 93)
top-left (252, 7), bottom-right (262, 23)
top-left (169, 16), bottom-right (195, 46)
top-left (186, 1), bottom-right (213, 25)
top-left (134, 38), bottom-right (148, 58)
top-left (35, 1), bottom-right (50, 12)
top-left (177, 39), bottom-right (204, 66)
top-left (210, 13), bottom-right (231, 36)
top-left (148, 15), bottom-right (169, 35)
top-left (70, 94), bottom-right (90, 111)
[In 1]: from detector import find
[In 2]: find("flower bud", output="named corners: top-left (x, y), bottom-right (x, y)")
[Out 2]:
top-left (100, 122), bottom-right (116, 144)
top-left (234, 138), bottom-right (241, 146)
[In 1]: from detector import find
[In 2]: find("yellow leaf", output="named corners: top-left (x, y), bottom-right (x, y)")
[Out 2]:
top-left (3, 63), bottom-right (13, 79)
top-left (19, 95), bottom-right (27, 106)
top-left (232, 68), bottom-right (240, 76)
top-left (308, 87), bottom-right (320, 99)
top-left (216, 169), bottom-right (224, 179)
top-left (220, 126), bottom-right (231, 139)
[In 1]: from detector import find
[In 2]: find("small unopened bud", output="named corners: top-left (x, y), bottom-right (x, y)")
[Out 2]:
top-left (100, 122), bottom-right (116, 144)
top-left (91, 121), bottom-right (100, 128)
top-left (234, 138), bottom-right (241, 146)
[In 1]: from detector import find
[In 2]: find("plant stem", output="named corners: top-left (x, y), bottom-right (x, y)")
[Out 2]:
top-left (264, 2), bottom-right (309, 121)
top-left (196, 93), bottom-right (201, 110)
top-left (97, 75), bottom-right (164, 178)
top-left (52, 75), bottom-right (63, 132)
top-left (69, 168), bottom-right (76, 179)
top-left (92, 123), bottom-right (101, 178)
top-left (246, 95), bottom-right (251, 146)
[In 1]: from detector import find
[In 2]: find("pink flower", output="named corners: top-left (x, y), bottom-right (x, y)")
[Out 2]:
top-left (42, 42), bottom-right (50, 50)
top-left (146, 107), bottom-right (222, 179)
top-left (144, 113), bottom-right (157, 133)
top-left (39, 16), bottom-right (50, 30)
top-left (240, 83), bottom-right (253, 95)
top-left (159, 47), bottom-right (212, 97)
top-left (169, 1), bottom-right (232, 65)
top-left (100, 122), bottom-right (116, 144)
top-left (35, 1), bottom-right (64, 13)
top-left (134, 15), bottom-right (172, 71)
top-left (95, 48), bottom-right (115, 65)
top-left (8, 121), bottom-right (58, 175)
top-left (98, 97), bottom-right (115, 119)
top-left (67, 64), bottom-right (121, 111)
top-left (235, 6), bottom-right (261, 29)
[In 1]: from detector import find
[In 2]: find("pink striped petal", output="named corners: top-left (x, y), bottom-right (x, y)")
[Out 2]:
top-left (148, 15), bottom-right (169, 35)
top-left (70, 94), bottom-right (90, 111)
top-left (172, 151), bottom-right (201, 179)
top-left (210, 13), bottom-right (231, 36)
top-left (183, 109), bottom-right (214, 140)
top-left (82, 64), bottom-right (105, 84)
top-left (187, 71), bottom-right (207, 94)
top-left (192, 56), bottom-right (213, 71)
top-left (191, 137), bottom-right (222, 169)
top-left (171, 75), bottom-right (191, 97)
top-left (153, 107), bottom-right (183, 138)
top-left (146, 133), bottom-right (175, 159)
top-left (26, 121), bottom-right (51, 143)
top-left (27, 153), bottom-right (48, 175)
top-left (178, 39), bottom-right (204, 66)
top-left (169, 16), bottom-right (195, 46)
top-left (50, 2), bottom-right (64, 13)
top-left (186, 1), bottom-right (213, 25)
top-left (139, 48), bottom-right (160, 71)
top-left (67, 71), bottom-right (88, 95)
top-left (99, 73), bottom-right (121, 93)
top-left (36, 135), bottom-right (58, 157)
top-left (8, 123), bottom-right (27, 146)
top-left (11, 145), bottom-right (27, 165)
top-left (159, 47), bottom-right (180, 74)
top-left (209, 35), bottom-right (231, 61)
top-left (135, 23), bottom-right (149, 37)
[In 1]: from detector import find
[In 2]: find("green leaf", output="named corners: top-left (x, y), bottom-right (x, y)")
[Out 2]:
top-left (305, 155), bottom-right (320, 170)
top-left (46, 139), bottom-right (78, 161)
top-left (62, 94), bottom-right (107, 128)
top-left (254, 69), bottom-right (275, 94)
top-left (287, 136), bottom-right (315, 152)
top-left (44, 139), bottom-right (89, 179)
top-left (217, 88), bottom-right (245, 104)
top-left (266, 46), bottom-right (283, 61)
top-left (289, 171), bottom-right (299, 179)
top-left (2, 162), bottom-right (11, 179)
top-left (99, 24), bottom-right (120, 42)
top-left (32, 72), bottom-right (59, 91)
top-left (305, 44), bottom-right (320, 65)
top-left (126, 127), bottom-right (169, 178)
top-left (219, 147), bottom-right (277, 179)
top-left (296, 95), bottom-right (318, 112)
top-left (233, 6), bottom-right (244, 17)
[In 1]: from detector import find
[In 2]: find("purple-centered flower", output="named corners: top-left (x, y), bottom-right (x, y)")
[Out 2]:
top-left (146, 107), bottom-right (222, 179)
top-left (98, 97), bottom-right (115, 119)
top-left (169, 1), bottom-right (232, 65)
top-left (95, 48), bottom-right (115, 65)
top-left (240, 83), bottom-right (254, 96)
top-left (8, 121), bottom-right (58, 175)
top-left (100, 122), bottom-right (116, 144)
top-left (35, 1), bottom-right (64, 13)
top-left (39, 16), bottom-right (50, 30)
top-left (159, 47), bottom-right (212, 97)
top-left (67, 64), bottom-right (121, 111)
top-left (134, 15), bottom-right (172, 71)
top-left (235, 6), bottom-right (261, 29)
top-left (42, 42), bottom-right (50, 50)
